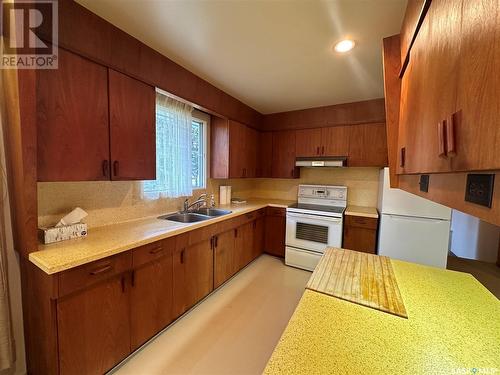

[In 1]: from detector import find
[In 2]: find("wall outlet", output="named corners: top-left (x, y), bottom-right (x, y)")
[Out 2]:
top-left (465, 174), bottom-right (495, 208)
top-left (419, 175), bottom-right (429, 192)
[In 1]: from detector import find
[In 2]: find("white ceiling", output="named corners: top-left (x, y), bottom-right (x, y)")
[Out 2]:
top-left (76, 0), bottom-right (407, 114)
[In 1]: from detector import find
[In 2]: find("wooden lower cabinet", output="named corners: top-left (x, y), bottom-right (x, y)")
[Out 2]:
top-left (57, 274), bottom-right (131, 375)
top-left (342, 215), bottom-right (379, 254)
top-left (253, 217), bottom-right (265, 260)
top-left (264, 207), bottom-right (286, 257)
top-left (130, 253), bottom-right (174, 350)
top-left (28, 208), bottom-right (284, 374)
top-left (172, 238), bottom-right (214, 318)
top-left (235, 222), bottom-right (255, 271)
top-left (214, 229), bottom-right (236, 288)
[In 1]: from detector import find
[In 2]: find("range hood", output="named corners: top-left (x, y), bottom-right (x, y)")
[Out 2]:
top-left (295, 156), bottom-right (347, 168)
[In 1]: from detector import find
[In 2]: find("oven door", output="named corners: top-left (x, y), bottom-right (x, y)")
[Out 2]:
top-left (286, 211), bottom-right (343, 253)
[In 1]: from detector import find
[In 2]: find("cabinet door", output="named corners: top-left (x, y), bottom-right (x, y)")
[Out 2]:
top-left (252, 217), bottom-right (265, 260)
top-left (37, 48), bottom-right (109, 181)
top-left (264, 210), bottom-right (286, 258)
top-left (322, 126), bottom-right (350, 157)
top-left (214, 230), bottom-right (235, 289)
top-left (295, 128), bottom-right (321, 157)
top-left (172, 239), bottom-right (214, 318)
top-left (272, 130), bottom-right (298, 178)
top-left (109, 69), bottom-right (156, 180)
top-left (57, 275), bottom-right (131, 375)
top-left (245, 126), bottom-right (258, 177)
top-left (343, 226), bottom-right (377, 254)
top-left (348, 123), bottom-right (388, 167)
top-left (229, 120), bottom-right (246, 178)
top-left (234, 222), bottom-right (254, 272)
top-left (130, 254), bottom-right (173, 350)
top-left (257, 132), bottom-right (273, 177)
top-left (453, 0), bottom-right (500, 171)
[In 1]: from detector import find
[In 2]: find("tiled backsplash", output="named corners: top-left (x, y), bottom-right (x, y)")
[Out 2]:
top-left (38, 167), bottom-right (380, 228)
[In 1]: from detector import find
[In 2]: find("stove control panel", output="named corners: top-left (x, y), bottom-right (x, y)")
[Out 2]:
top-left (298, 185), bottom-right (347, 201)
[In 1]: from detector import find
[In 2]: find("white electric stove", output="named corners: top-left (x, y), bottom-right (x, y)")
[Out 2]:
top-left (285, 184), bottom-right (347, 271)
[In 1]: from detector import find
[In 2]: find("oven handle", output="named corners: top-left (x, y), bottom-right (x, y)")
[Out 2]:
top-left (286, 211), bottom-right (343, 223)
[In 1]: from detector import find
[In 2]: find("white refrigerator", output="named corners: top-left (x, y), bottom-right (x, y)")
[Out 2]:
top-left (377, 168), bottom-right (452, 268)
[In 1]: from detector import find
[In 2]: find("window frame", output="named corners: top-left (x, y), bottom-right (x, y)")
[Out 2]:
top-left (191, 114), bottom-right (208, 190)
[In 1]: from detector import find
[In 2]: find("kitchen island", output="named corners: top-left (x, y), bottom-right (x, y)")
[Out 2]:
top-left (265, 256), bottom-right (500, 374)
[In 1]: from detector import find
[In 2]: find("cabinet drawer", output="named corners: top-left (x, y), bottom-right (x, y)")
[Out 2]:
top-left (59, 252), bottom-right (132, 297)
top-left (132, 238), bottom-right (175, 268)
top-left (345, 215), bottom-right (378, 230)
top-left (266, 207), bottom-right (286, 217)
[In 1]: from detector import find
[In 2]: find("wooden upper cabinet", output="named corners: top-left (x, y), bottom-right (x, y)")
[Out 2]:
top-left (295, 127), bottom-right (349, 157)
top-left (57, 275), bottom-right (131, 375)
top-left (272, 130), bottom-right (299, 178)
top-left (295, 128), bottom-right (322, 157)
top-left (109, 69), bottom-right (156, 180)
top-left (37, 48), bottom-right (110, 181)
top-left (257, 132), bottom-right (273, 177)
top-left (452, 0), bottom-right (500, 171)
top-left (322, 126), bottom-right (350, 157)
top-left (348, 123), bottom-right (388, 167)
top-left (210, 118), bottom-right (257, 178)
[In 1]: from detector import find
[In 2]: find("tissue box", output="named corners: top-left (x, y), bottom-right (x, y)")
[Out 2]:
top-left (38, 223), bottom-right (88, 244)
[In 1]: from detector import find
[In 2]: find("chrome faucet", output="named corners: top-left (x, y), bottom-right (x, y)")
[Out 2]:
top-left (182, 193), bottom-right (207, 213)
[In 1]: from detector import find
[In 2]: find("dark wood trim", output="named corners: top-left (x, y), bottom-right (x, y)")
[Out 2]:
top-left (399, 0), bottom-right (432, 77)
top-left (37, 0), bottom-right (262, 128)
top-left (260, 98), bottom-right (386, 132)
top-left (1, 66), bottom-right (38, 257)
top-left (382, 35), bottom-right (402, 188)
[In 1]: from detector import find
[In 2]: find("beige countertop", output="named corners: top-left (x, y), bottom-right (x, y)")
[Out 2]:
top-left (265, 256), bottom-right (500, 374)
top-left (345, 205), bottom-right (379, 218)
top-left (30, 199), bottom-right (295, 275)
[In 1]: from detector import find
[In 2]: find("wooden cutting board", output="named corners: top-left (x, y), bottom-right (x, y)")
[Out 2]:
top-left (306, 248), bottom-right (408, 318)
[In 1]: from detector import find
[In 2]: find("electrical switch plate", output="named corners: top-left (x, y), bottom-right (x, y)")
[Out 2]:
top-left (419, 175), bottom-right (429, 192)
top-left (465, 174), bottom-right (495, 208)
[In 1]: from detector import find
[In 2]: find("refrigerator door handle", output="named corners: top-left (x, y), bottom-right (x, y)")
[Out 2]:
top-left (386, 214), bottom-right (447, 223)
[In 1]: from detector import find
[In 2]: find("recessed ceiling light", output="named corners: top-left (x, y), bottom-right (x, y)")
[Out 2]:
top-left (334, 39), bottom-right (355, 53)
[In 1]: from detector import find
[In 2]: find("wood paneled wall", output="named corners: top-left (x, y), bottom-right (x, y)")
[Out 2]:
top-left (39, 0), bottom-right (262, 128)
top-left (260, 98), bottom-right (385, 131)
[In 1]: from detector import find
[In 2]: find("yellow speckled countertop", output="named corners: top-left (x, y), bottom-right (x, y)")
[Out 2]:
top-left (345, 205), bottom-right (379, 218)
top-left (265, 260), bottom-right (500, 374)
top-left (30, 199), bottom-right (295, 274)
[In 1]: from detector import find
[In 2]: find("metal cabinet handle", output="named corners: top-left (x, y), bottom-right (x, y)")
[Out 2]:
top-left (131, 270), bottom-right (135, 287)
top-left (90, 264), bottom-right (112, 275)
top-left (316, 146), bottom-right (320, 155)
top-left (321, 146), bottom-right (325, 155)
top-left (215, 236), bottom-right (218, 248)
top-left (400, 147), bottom-right (406, 168)
top-left (113, 160), bottom-right (119, 177)
top-left (102, 160), bottom-right (109, 177)
top-left (180, 249), bottom-right (185, 264)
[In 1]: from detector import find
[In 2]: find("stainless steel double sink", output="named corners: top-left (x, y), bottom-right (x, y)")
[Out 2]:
top-left (158, 208), bottom-right (232, 223)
